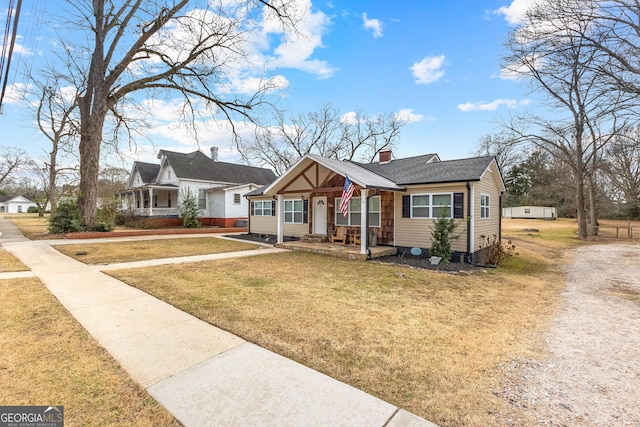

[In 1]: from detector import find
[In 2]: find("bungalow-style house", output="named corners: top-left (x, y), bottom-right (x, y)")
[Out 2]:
top-left (246, 150), bottom-right (505, 261)
top-left (0, 195), bottom-right (37, 213)
top-left (118, 147), bottom-right (277, 227)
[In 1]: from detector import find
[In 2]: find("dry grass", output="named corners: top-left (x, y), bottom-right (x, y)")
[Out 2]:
top-left (54, 237), bottom-right (260, 264)
top-left (0, 249), bottom-right (29, 272)
top-left (110, 240), bottom-right (566, 426)
top-left (0, 278), bottom-right (179, 426)
top-left (5, 214), bottom-right (50, 239)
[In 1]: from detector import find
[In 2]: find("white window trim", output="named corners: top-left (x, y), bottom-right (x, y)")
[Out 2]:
top-left (480, 193), bottom-right (490, 219)
top-left (284, 199), bottom-right (304, 224)
top-left (197, 189), bottom-right (206, 210)
top-left (410, 193), bottom-right (453, 219)
top-left (233, 193), bottom-right (241, 204)
top-left (253, 200), bottom-right (272, 216)
top-left (334, 196), bottom-right (381, 227)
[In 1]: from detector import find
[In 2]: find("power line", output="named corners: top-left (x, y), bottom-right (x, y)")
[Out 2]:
top-left (0, 0), bottom-right (24, 113)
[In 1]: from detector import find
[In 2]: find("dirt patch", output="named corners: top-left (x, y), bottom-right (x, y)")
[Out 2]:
top-left (498, 244), bottom-right (640, 426)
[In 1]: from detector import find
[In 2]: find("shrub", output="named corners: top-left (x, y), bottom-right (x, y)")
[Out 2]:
top-left (27, 206), bottom-right (40, 213)
top-left (430, 213), bottom-right (460, 263)
top-left (48, 200), bottom-right (84, 234)
top-left (477, 234), bottom-right (518, 266)
top-left (180, 188), bottom-right (201, 228)
top-left (94, 198), bottom-right (119, 232)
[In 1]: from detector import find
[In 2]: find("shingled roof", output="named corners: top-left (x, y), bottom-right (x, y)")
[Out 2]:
top-left (357, 155), bottom-right (497, 185)
top-left (134, 161), bottom-right (161, 184)
top-left (160, 150), bottom-right (276, 185)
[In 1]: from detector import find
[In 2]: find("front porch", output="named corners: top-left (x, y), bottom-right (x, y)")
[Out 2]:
top-left (276, 238), bottom-right (396, 260)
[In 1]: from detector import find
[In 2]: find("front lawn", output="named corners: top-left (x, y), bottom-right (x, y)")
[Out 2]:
top-left (0, 278), bottom-right (179, 426)
top-left (0, 249), bottom-right (28, 272)
top-left (54, 237), bottom-right (260, 264)
top-left (109, 248), bottom-right (564, 427)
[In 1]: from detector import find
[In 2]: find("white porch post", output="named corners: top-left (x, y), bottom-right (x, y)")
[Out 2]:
top-left (276, 194), bottom-right (284, 243)
top-left (149, 187), bottom-right (154, 216)
top-left (360, 189), bottom-right (368, 255)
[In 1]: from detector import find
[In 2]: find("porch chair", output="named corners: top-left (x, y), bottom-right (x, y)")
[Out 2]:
top-left (330, 226), bottom-right (348, 245)
top-left (349, 229), bottom-right (362, 247)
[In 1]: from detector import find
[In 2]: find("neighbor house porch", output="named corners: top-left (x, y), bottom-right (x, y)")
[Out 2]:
top-left (118, 185), bottom-right (179, 217)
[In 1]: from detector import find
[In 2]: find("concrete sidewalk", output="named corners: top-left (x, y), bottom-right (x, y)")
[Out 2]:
top-left (1, 219), bottom-right (436, 426)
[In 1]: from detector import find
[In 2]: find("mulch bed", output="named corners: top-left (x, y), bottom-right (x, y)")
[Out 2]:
top-left (374, 253), bottom-right (485, 274)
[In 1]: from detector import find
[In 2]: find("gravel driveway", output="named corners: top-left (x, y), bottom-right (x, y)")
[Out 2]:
top-left (501, 244), bottom-right (640, 426)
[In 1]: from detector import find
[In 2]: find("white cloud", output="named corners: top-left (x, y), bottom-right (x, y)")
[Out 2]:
top-left (409, 55), bottom-right (446, 85)
top-left (494, 0), bottom-right (537, 25)
top-left (2, 83), bottom-right (30, 104)
top-left (457, 98), bottom-right (531, 112)
top-left (263, 0), bottom-right (336, 79)
top-left (340, 111), bottom-right (358, 124)
top-left (362, 13), bottom-right (383, 38)
top-left (394, 109), bottom-right (426, 124)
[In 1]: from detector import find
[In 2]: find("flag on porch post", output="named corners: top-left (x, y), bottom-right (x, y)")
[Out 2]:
top-left (339, 175), bottom-right (355, 217)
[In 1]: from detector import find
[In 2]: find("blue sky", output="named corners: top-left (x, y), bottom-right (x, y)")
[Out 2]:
top-left (0, 0), bottom-right (534, 168)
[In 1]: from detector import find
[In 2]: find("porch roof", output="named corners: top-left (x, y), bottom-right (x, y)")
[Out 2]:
top-left (120, 183), bottom-right (179, 193)
top-left (258, 154), bottom-right (404, 196)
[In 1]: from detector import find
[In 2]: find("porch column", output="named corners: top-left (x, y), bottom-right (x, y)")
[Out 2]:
top-left (360, 189), bottom-right (368, 255)
top-left (276, 194), bottom-right (284, 244)
top-left (149, 187), bottom-right (154, 217)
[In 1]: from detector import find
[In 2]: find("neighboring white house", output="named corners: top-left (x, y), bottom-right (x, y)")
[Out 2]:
top-left (0, 195), bottom-right (37, 214)
top-left (118, 147), bottom-right (276, 227)
top-left (503, 206), bottom-right (556, 220)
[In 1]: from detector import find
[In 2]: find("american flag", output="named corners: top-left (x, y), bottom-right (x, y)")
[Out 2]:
top-left (339, 175), bottom-right (355, 217)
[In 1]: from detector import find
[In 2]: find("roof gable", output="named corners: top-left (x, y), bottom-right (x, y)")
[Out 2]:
top-left (132, 161), bottom-right (161, 184)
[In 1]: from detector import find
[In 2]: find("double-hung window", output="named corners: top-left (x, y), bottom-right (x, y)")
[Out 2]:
top-left (334, 196), bottom-right (381, 227)
top-left (197, 189), bottom-right (206, 209)
top-left (284, 200), bottom-right (304, 223)
top-left (253, 200), bottom-right (272, 216)
top-left (411, 193), bottom-right (452, 218)
top-left (480, 194), bottom-right (490, 218)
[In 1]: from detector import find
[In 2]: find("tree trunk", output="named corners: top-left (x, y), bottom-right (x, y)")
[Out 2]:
top-left (78, 119), bottom-right (104, 229)
top-left (575, 169), bottom-right (588, 239)
top-left (587, 175), bottom-right (599, 236)
top-left (48, 150), bottom-right (58, 215)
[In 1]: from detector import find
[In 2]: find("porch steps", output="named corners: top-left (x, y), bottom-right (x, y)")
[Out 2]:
top-left (301, 234), bottom-right (329, 243)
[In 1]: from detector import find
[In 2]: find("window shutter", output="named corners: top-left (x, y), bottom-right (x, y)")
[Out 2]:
top-left (271, 201), bottom-right (276, 216)
top-left (453, 192), bottom-right (464, 218)
top-left (303, 199), bottom-right (309, 224)
top-left (402, 195), bottom-right (410, 218)
top-left (250, 201), bottom-right (254, 216)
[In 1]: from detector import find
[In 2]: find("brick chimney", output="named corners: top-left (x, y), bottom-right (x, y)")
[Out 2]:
top-left (379, 150), bottom-right (392, 164)
top-left (210, 146), bottom-right (219, 161)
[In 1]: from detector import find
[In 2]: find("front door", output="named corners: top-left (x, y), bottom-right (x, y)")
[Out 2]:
top-left (313, 197), bottom-right (327, 235)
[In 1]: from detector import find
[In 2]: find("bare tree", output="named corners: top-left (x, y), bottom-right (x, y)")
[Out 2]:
top-left (0, 147), bottom-right (31, 189)
top-left (603, 126), bottom-right (640, 218)
top-left (475, 130), bottom-right (523, 173)
top-left (48, 0), bottom-right (299, 228)
top-left (239, 103), bottom-right (406, 174)
top-left (502, 0), bottom-right (632, 238)
top-left (35, 79), bottom-right (80, 214)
